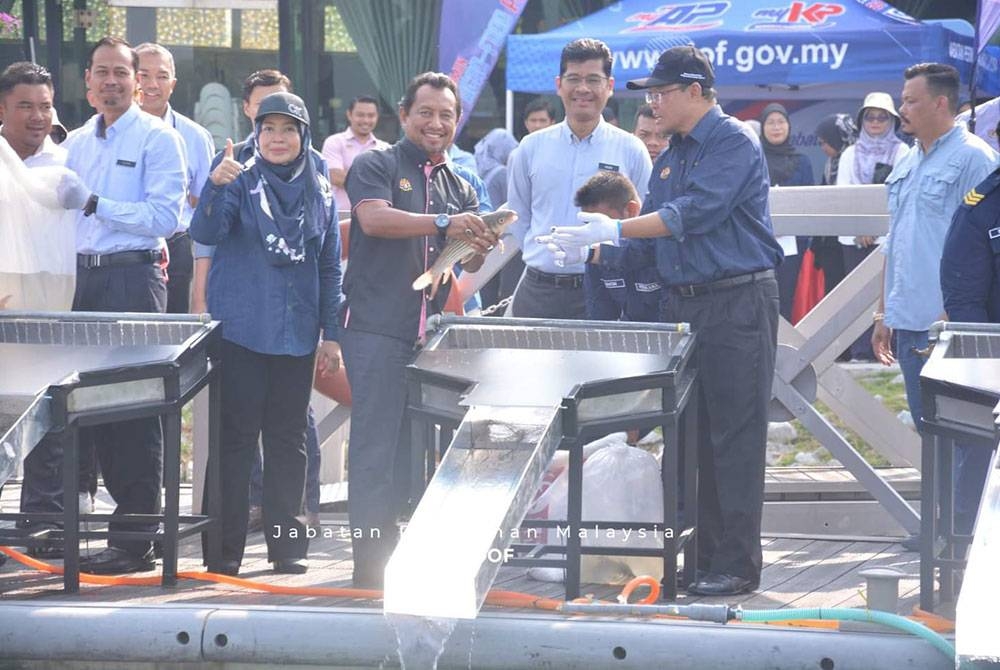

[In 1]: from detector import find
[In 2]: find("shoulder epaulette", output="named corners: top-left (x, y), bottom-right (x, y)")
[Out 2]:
top-left (963, 170), bottom-right (1000, 207)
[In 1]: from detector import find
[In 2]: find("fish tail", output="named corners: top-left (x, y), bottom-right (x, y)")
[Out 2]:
top-left (412, 270), bottom-right (435, 291)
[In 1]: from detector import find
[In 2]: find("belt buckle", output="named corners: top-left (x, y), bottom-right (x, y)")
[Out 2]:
top-left (677, 284), bottom-right (696, 298)
top-left (87, 254), bottom-right (102, 269)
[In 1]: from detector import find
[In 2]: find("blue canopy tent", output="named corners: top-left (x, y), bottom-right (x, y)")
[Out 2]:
top-left (506, 1), bottom-right (995, 105)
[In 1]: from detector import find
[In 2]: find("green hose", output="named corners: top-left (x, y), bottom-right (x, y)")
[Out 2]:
top-left (738, 607), bottom-right (955, 662)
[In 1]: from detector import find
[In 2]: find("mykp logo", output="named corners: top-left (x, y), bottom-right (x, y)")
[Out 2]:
top-left (748, 2), bottom-right (844, 30)
top-left (623, 2), bottom-right (730, 33)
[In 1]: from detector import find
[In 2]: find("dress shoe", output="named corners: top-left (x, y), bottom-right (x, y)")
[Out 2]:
top-left (28, 544), bottom-right (64, 560)
top-left (687, 572), bottom-right (756, 596)
top-left (272, 558), bottom-right (308, 574)
top-left (900, 533), bottom-right (921, 552)
top-left (305, 511), bottom-right (321, 527)
top-left (208, 560), bottom-right (240, 576)
top-left (676, 568), bottom-right (707, 587)
top-left (79, 547), bottom-right (155, 575)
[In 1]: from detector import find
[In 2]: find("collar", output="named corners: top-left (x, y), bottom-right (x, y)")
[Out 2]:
top-left (559, 117), bottom-right (606, 144)
top-left (95, 103), bottom-right (141, 139)
top-left (686, 104), bottom-right (724, 145)
top-left (347, 128), bottom-right (378, 146)
top-left (399, 137), bottom-right (447, 169)
top-left (917, 124), bottom-right (962, 157)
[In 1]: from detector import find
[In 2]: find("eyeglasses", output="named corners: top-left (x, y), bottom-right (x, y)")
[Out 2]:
top-left (645, 86), bottom-right (684, 104)
top-left (864, 111), bottom-right (891, 123)
top-left (561, 74), bottom-right (609, 89)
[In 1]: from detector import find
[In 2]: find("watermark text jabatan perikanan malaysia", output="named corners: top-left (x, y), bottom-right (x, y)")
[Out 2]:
top-left (270, 524), bottom-right (675, 542)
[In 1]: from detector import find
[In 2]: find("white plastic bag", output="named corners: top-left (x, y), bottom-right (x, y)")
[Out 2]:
top-left (0, 136), bottom-right (76, 310)
top-left (527, 435), bottom-right (665, 584)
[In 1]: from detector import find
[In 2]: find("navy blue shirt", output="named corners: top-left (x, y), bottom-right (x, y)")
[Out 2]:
top-left (190, 149), bottom-right (342, 356)
top-left (642, 105), bottom-right (782, 286)
top-left (585, 240), bottom-right (662, 322)
top-left (941, 168), bottom-right (1000, 323)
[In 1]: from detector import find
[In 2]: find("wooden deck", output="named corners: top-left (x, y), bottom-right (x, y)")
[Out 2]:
top-left (0, 478), bottom-right (929, 616)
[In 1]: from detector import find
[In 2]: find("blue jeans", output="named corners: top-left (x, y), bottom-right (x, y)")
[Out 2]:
top-left (897, 328), bottom-right (987, 535)
top-left (250, 404), bottom-right (321, 514)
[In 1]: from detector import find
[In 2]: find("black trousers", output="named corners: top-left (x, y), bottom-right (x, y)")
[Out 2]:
top-left (663, 276), bottom-right (779, 583)
top-left (18, 432), bottom-right (65, 528)
top-left (73, 261), bottom-right (167, 556)
top-left (165, 232), bottom-right (193, 314)
top-left (216, 339), bottom-right (313, 564)
top-left (340, 327), bottom-right (415, 582)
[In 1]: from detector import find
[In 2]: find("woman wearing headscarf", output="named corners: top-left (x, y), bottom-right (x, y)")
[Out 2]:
top-left (810, 113), bottom-right (858, 290)
top-left (190, 92), bottom-right (342, 577)
top-left (760, 102), bottom-right (814, 321)
top-left (835, 92), bottom-right (905, 359)
top-left (474, 128), bottom-right (521, 312)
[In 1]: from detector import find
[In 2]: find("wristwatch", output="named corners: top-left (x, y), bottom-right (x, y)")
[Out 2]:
top-left (434, 213), bottom-right (449, 234)
top-left (83, 194), bottom-right (99, 217)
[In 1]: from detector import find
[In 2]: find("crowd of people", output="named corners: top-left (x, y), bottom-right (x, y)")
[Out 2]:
top-left (2, 33), bottom-right (998, 595)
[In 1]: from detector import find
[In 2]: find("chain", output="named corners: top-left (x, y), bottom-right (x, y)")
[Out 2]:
top-left (478, 295), bottom-right (513, 317)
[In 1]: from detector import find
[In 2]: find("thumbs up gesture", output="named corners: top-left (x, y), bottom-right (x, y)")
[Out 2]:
top-left (209, 138), bottom-right (241, 186)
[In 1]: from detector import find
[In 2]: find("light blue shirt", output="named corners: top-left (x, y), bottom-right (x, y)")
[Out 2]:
top-left (507, 119), bottom-right (652, 274)
top-left (63, 103), bottom-right (186, 254)
top-left (883, 123), bottom-right (998, 331)
top-left (165, 105), bottom-right (215, 234)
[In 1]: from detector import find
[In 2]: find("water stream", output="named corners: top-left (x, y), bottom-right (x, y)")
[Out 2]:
top-left (386, 613), bottom-right (458, 669)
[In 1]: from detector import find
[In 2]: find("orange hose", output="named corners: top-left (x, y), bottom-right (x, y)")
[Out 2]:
top-left (0, 546), bottom-right (941, 633)
top-left (619, 575), bottom-right (660, 604)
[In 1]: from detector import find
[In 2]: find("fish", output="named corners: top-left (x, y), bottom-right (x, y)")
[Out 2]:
top-left (412, 208), bottom-right (519, 297)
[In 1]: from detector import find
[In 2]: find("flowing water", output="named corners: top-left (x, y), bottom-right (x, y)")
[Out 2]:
top-left (386, 613), bottom-right (458, 670)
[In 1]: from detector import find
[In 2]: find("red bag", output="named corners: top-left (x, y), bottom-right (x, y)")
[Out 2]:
top-left (791, 248), bottom-right (825, 324)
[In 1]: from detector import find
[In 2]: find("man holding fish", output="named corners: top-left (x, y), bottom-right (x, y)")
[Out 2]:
top-left (339, 71), bottom-right (501, 589)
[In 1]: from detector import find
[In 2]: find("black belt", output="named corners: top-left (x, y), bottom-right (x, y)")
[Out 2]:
top-left (672, 269), bottom-right (775, 298)
top-left (77, 249), bottom-right (164, 269)
top-left (526, 267), bottom-right (584, 289)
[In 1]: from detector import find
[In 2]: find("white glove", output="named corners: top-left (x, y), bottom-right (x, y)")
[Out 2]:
top-left (535, 235), bottom-right (589, 268)
top-left (548, 211), bottom-right (621, 248)
top-left (56, 171), bottom-right (92, 211)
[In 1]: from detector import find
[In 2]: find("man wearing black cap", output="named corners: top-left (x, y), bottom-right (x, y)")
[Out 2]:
top-left (542, 46), bottom-right (782, 596)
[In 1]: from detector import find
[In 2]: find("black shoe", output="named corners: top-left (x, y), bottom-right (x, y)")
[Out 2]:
top-left (79, 547), bottom-right (155, 572)
top-left (676, 568), bottom-right (708, 587)
top-left (272, 558), bottom-right (308, 574)
top-left (79, 547), bottom-right (155, 575)
top-left (900, 534), bottom-right (921, 552)
top-left (687, 572), bottom-right (757, 596)
top-left (208, 560), bottom-right (240, 576)
top-left (27, 544), bottom-right (64, 560)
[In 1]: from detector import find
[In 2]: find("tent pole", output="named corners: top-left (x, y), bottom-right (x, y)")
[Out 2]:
top-left (506, 89), bottom-right (514, 134)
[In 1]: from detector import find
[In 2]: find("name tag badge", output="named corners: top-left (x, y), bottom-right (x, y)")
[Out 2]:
top-left (989, 227), bottom-right (1000, 240)
top-left (598, 162), bottom-right (620, 173)
top-left (635, 282), bottom-right (662, 292)
top-left (116, 159), bottom-right (137, 168)
top-left (601, 278), bottom-right (626, 289)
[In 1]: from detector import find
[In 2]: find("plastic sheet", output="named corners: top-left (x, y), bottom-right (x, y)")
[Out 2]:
top-left (528, 435), bottom-right (665, 584)
top-left (0, 136), bottom-right (76, 310)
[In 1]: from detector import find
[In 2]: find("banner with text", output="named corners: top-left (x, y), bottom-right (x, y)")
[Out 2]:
top-left (439, 0), bottom-right (526, 134)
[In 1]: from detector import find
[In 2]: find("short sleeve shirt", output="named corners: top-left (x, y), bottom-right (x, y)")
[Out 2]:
top-left (342, 138), bottom-right (479, 342)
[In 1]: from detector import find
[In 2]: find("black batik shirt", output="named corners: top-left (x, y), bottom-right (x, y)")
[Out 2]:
top-left (342, 137), bottom-right (479, 342)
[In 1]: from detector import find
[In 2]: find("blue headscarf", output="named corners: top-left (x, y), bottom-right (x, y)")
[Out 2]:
top-left (247, 105), bottom-right (323, 266)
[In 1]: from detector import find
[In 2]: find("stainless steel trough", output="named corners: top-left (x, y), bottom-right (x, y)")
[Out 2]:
top-left (386, 316), bottom-right (696, 619)
top-left (0, 311), bottom-right (222, 591)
